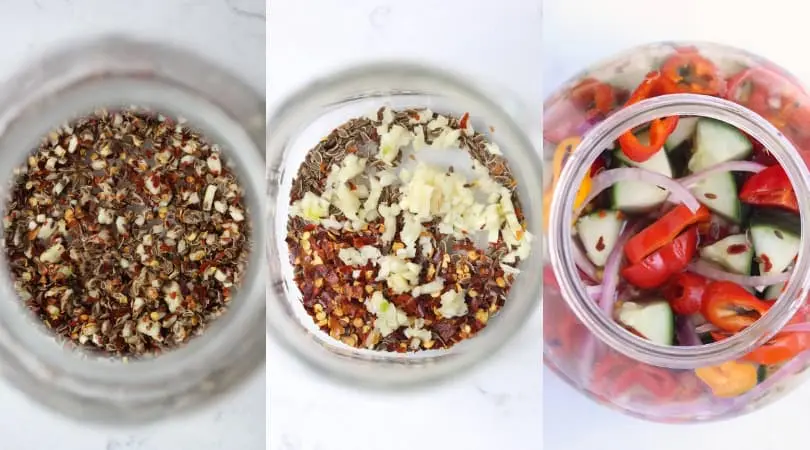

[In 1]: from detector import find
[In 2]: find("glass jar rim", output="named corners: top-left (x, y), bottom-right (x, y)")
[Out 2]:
top-left (0, 36), bottom-right (266, 424)
top-left (265, 61), bottom-right (544, 388)
top-left (548, 93), bottom-right (810, 370)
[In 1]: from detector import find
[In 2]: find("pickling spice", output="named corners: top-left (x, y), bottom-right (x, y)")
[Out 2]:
top-left (3, 109), bottom-right (250, 358)
top-left (286, 107), bottom-right (532, 352)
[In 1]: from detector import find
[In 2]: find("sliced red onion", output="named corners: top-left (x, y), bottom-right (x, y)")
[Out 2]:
top-left (781, 323), bottom-right (810, 333)
top-left (676, 316), bottom-right (702, 346)
top-left (678, 161), bottom-right (766, 187)
top-left (688, 261), bottom-right (792, 287)
top-left (576, 168), bottom-right (701, 218)
top-left (573, 241), bottom-right (599, 282)
top-left (585, 284), bottom-right (603, 299)
top-left (599, 222), bottom-right (640, 315)
top-left (695, 323), bottom-right (719, 334)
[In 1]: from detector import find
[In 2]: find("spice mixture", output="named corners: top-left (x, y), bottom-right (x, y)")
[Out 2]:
top-left (3, 109), bottom-right (250, 358)
top-left (286, 107), bottom-right (533, 352)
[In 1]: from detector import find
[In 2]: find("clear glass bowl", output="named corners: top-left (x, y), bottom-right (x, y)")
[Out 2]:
top-left (543, 42), bottom-right (810, 422)
top-left (0, 36), bottom-right (266, 425)
top-left (266, 63), bottom-right (543, 388)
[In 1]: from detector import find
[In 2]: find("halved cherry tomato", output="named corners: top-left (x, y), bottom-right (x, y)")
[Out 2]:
top-left (662, 272), bottom-right (710, 316)
top-left (621, 227), bottom-right (698, 289)
top-left (658, 48), bottom-right (724, 96)
top-left (743, 332), bottom-right (810, 365)
top-left (617, 71), bottom-right (680, 163)
top-left (624, 204), bottom-right (711, 264)
top-left (738, 164), bottom-right (799, 213)
top-left (701, 281), bottom-right (772, 332)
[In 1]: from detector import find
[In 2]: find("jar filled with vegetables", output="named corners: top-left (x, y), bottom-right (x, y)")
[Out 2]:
top-left (543, 42), bottom-right (810, 422)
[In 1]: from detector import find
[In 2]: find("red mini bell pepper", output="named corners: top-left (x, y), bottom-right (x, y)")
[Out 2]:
top-left (570, 78), bottom-right (617, 121)
top-left (743, 332), bottom-right (810, 365)
top-left (701, 281), bottom-right (772, 332)
top-left (544, 79), bottom-right (619, 144)
top-left (621, 226), bottom-right (698, 289)
top-left (617, 71), bottom-right (680, 163)
top-left (662, 272), bottom-right (710, 316)
top-left (625, 204), bottom-right (711, 265)
top-left (658, 48), bottom-right (724, 96)
top-left (738, 164), bottom-right (799, 213)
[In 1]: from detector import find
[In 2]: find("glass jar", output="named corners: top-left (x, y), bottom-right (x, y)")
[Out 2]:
top-left (0, 37), bottom-right (266, 425)
top-left (543, 42), bottom-right (810, 422)
top-left (266, 63), bottom-right (543, 388)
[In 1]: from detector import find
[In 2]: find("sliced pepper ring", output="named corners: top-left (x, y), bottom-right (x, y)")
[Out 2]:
top-left (701, 281), bottom-right (772, 332)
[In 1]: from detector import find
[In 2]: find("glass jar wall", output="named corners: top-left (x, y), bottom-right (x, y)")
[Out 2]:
top-left (0, 37), bottom-right (266, 425)
top-left (543, 42), bottom-right (810, 422)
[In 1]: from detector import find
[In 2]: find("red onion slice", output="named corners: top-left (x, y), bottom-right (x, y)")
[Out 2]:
top-left (688, 260), bottom-right (792, 287)
top-left (576, 168), bottom-right (701, 219)
top-left (573, 241), bottom-right (599, 282)
top-left (599, 222), bottom-right (640, 315)
top-left (678, 161), bottom-right (767, 187)
top-left (781, 323), bottom-right (810, 333)
top-left (676, 316), bottom-right (702, 346)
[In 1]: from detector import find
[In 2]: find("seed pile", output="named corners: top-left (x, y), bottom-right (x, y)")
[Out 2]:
top-left (286, 107), bottom-right (532, 352)
top-left (3, 109), bottom-right (250, 358)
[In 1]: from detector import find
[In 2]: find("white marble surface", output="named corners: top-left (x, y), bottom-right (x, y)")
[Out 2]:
top-left (0, 1), bottom-right (266, 449)
top-left (543, 0), bottom-right (810, 449)
top-left (267, 1), bottom-right (543, 450)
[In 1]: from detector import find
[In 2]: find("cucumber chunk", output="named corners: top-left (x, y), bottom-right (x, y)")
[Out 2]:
top-left (764, 283), bottom-right (786, 301)
top-left (689, 172), bottom-right (742, 223)
top-left (688, 118), bottom-right (753, 172)
top-left (750, 212), bottom-right (801, 275)
top-left (614, 138), bottom-right (673, 177)
top-left (665, 116), bottom-right (699, 151)
top-left (700, 234), bottom-right (753, 275)
top-left (575, 210), bottom-right (624, 267)
top-left (617, 300), bottom-right (675, 346)
top-left (611, 146), bottom-right (673, 213)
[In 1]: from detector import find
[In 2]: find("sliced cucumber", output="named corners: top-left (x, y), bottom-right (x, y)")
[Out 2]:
top-left (689, 172), bottom-right (742, 223)
top-left (617, 300), bottom-right (675, 346)
top-left (614, 138), bottom-right (673, 177)
top-left (575, 210), bottom-right (624, 267)
top-left (700, 234), bottom-right (753, 275)
top-left (611, 148), bottom-right (673, 213)
top-left (688, 118), bottom-right (754, 172)
top-left (764, 282), bottom-right (786, 301)
top-left (665, 117), bottom-right (699, 151)
top-left (612, 181), bottom-right (668, 213)
top-left (750, 212), bottom-right (801, 275)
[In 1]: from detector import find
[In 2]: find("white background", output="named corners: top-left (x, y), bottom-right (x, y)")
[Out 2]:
top-left (0, 1), bottom-right (266, 449)
top-left (267, 1), bottom-right (543, 450)
top-left (544, 0), bottom-right (810, 449)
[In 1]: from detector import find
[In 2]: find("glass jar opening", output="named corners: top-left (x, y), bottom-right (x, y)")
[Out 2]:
top-left (548, 93), bottom-right (810, 370)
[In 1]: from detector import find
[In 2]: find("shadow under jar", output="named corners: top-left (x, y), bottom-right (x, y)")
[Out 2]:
top-left (543, 42), bottom-right (810, 423)
top-left (266, 63), bottom-right (544, 388)
top-left (0, 37), bottom-right (265, 425)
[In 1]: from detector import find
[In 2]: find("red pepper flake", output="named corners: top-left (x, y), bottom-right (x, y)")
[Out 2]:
top-left (597, 210), bottom-right (607, 218)
top-left (761, 253), bottom-right (774, 272)
top-left (595, 236), bottom-right (606, 252)
top-left (459, 112), bottom-right (470, 129)
top-left (704, 192), bottom-right (718, 200)
top-left (726, 244), bottom-right (749, 255)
